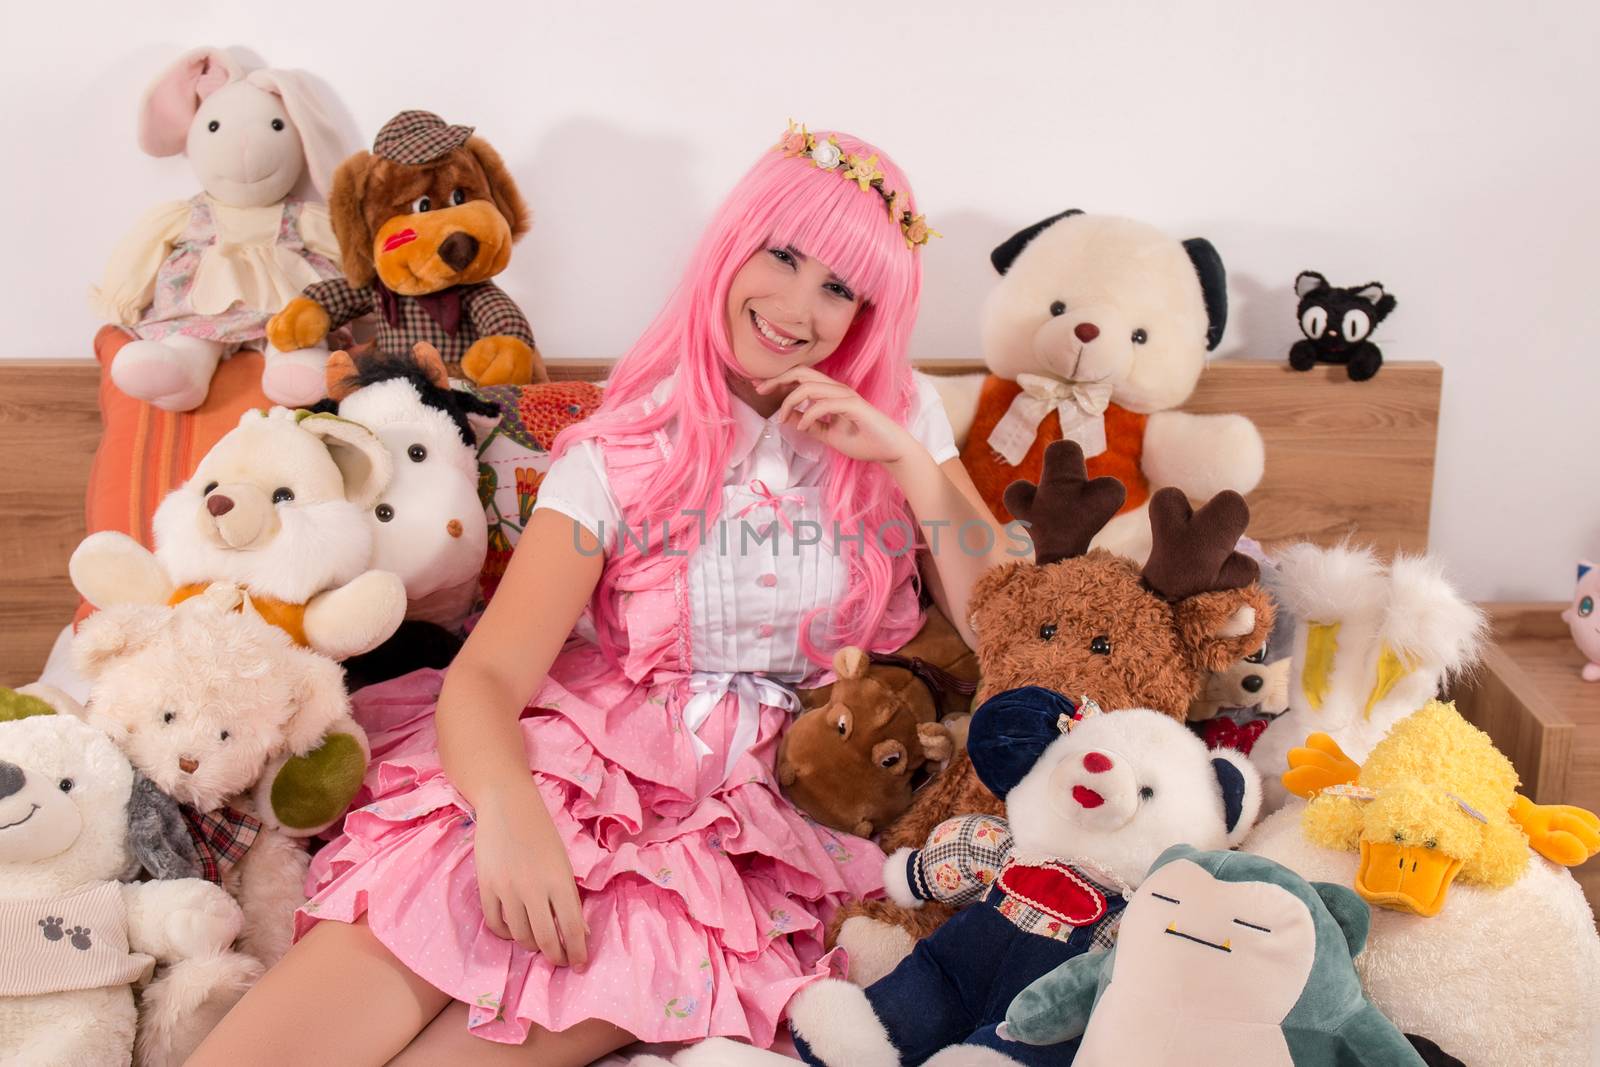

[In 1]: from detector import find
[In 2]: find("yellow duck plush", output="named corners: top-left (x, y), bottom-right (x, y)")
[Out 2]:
top-left (1287, 700), bottom-right (1600, 917)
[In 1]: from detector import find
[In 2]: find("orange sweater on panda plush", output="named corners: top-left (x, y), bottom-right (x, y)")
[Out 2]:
top-left (942, 210), bottom-right (1264, 562)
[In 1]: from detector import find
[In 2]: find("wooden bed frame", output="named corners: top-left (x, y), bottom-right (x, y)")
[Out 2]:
top-left (0, 358), bottom-right (1442, 685)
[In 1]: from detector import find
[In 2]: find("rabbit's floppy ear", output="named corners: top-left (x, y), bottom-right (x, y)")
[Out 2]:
top-left (138, 47), bottom-right (242, 157)
top-left (246, 68), bottom-right (348, 200)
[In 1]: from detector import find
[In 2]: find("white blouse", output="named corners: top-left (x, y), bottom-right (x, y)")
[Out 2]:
top-left (535, 371), bottom-right (959, 681)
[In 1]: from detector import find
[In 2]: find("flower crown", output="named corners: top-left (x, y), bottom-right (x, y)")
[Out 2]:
top-left (775, 120), bottom-right (939, 250)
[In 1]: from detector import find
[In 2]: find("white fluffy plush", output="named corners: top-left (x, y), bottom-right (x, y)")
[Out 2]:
top-left (938, 213), bottom-right (1264, 563)
top-left (1246, 798), bottom-right (1600, 1067)
top-left (69, 407), bottom-right (407, 661)
top-left (337, 377), bottom-right (489, 629)
top-left (71, 586), bottom-right (366, 967)
top-left (1250, 543), bottom-right (1486, 811)
top-left (0, 714), bottom-right (257, 1067)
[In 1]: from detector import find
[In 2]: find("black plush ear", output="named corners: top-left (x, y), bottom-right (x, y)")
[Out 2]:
top-left (124, 773), bottom-right (203, 881)
top-left (1211, 757), bottom-right (1246, 833)
top-left (1294, 270), bottom-right (1329, 298)
top-left (1184, 238), bottom-right (1228, 351)
top-left (990, 209), bottom-right (1083, 275)
top-left (967, 686), bottom-right (1080, 800)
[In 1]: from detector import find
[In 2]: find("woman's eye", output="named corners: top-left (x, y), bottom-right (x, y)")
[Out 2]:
top-left (375, 504), bottom-right (395, 523)
top-left (408, 444), bottom-right (427, 463)
top-left (412, 196), bottom-right (432, 213)
top-left (824, 282), bottom-right (856, 301)
top-left (270, 118), bottom-right (285, 132)
top-left (207, 119), bottom-right (220, 133)
top-left (1090, 635), bottom-right (1112, 655)
top-left (450, 188), bottom-right (467, 206)
top-left (1039, 622), bottom-right (1058, 641)
top-left (272, 487), bottom-right (295, 504)
top-left (1049, 301), bottom-right (1067, 317)
top-left (767, 248), bottom-right (795, 266)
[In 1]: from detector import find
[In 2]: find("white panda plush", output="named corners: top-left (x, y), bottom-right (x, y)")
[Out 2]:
top-left (780, 687), bottom-right (1265, 1067)
top-left (936, 212), bottom-right (1264, 565)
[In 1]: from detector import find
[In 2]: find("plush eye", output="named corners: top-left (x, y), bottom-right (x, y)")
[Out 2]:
top-left (270, 118), bottom-right (285, 132)
top-left (1341, 308), bottom-right (1372, 342)
top-left (207, 119), bottom-right (220, 133)
top-left (1048, 301), bottom-right (1067, 317)
top-left (1393, 831), bottom-right (1405, 843)
top-left (203, 481), bottom-right (218, 495)
top-left (375, 504), bottom-right (395, 523)
top-left (220, 730), bottom-right (230, 741)
top-left (1301, 306), bottom-right (1328, 338)
top-left (1425, 838), bottom-right (1437, 849)
top-left (162, 712), bottom-right (175, 725)
top-left (272, 487), bottom-right (295, 504)
top-left (408, 444), bottom-right (427, 463)
top-left (833, 713), bottom-right (851, 739)
top-left (880, 751), bottom-right (902, 769)
top-left (1578, 596), bottom-right (1593, 617)
top-left (1090, 635), bottom-right (1112, 655)
top-left (412, 195), bottom-right (432, 213)
top-left (1139, 786), bottom-right (1154, 800)
top-left (1131, 328), bottom-right (1148, 344)
top-left (1245, 646), bottom-right (1268, 664)
top-left (450, 188), bottom-right (467, 206)
top-left (1039, 622), bottom-right (1058, 641)
top-left (58, 779), bottom-right (73, 793)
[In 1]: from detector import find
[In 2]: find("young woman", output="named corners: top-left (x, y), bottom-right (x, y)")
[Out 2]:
top-left (189, 124), bottom-right (1011, 1066)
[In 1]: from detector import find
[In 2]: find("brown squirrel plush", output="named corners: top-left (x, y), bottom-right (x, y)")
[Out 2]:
top-left (828, 439), bottom-right (1275, 983)
top-left (779, 608), bottom-right (978, 837)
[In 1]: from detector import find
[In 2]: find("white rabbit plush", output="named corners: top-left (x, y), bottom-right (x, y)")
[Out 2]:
top-left (91, 47), bottom-right (350, 411)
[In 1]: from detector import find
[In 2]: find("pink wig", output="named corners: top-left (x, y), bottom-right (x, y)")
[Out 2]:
top-left (555, 129), bottom-right (926, 669)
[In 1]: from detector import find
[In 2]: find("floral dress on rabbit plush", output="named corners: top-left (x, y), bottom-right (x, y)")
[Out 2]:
top-left (298, 372), bottom-right (960, 1046)
top-left (92, 193), bottom-right (341, 347)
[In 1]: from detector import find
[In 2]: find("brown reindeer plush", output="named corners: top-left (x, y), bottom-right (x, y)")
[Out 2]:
top-left (829, 439), bottom-right (1274, 983)
top-left (778, 608), bottom-right (979, 837)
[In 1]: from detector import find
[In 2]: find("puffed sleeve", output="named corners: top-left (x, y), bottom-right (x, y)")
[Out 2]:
top-left (297, 203), bottom-right (342, 263)
top-left (89, 200), bottom-right (191, 326)
top-left (532, 438), bottom-right (623, 552)
top-left (909, 370), bottom-right (960, 465)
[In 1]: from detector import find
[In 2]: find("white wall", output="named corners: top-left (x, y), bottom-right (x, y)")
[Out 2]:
top-left (3, 0), bottom-right (1596, 601)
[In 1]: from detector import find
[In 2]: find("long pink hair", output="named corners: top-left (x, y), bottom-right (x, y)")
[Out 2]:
top-left (553, 129), bottom-right (926, 669)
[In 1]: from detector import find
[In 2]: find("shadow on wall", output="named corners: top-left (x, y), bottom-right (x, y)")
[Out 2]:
top-left (909, 207), bottom-right (1016, 362)
top-left (500, 118), bottom-right (703, 361)
top-left (1224, 271), bottom-right (1299, 364)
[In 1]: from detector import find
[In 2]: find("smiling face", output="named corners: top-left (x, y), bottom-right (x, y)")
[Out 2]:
top-left (724, 246), bottom-right (864, 381)
top-left (187, 81), bottom-right (305, 208)
top-left (1561, 562), bottom-right (1600, 664)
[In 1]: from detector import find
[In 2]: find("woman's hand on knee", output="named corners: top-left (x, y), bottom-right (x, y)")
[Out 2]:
top-left (472, 782), bottom-right (590, 968)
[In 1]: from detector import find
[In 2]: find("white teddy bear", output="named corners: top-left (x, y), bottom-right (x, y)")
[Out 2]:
top-left (68, 585), bottom-right (368, 969)
top-left (0, 709), bottom-right (258, 1067)
top-left (935, 211), bottom-right (1264, 564)
top-left (69, 406), bottom-right (406, 663)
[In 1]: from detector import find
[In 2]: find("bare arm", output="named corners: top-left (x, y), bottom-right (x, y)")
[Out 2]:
top-left (435, 507), bottom-right (604, 966)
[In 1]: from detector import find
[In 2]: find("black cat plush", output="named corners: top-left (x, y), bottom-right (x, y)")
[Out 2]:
top-left (1289, 271), bottom-right (1397, 381)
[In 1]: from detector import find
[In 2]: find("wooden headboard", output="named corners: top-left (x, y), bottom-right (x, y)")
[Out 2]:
top-left (0, 358), bottom-right (1441, 685)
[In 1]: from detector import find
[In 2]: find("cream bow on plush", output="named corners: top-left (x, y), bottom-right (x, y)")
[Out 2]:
top-left (986, 373), bottom-right (1115, 466)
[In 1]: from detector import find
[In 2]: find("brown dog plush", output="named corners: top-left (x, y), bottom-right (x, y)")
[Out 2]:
top-left (268, 110), bottom-right (545, 387)
top-left (778, 608), bottom-right (978, 838)
top-left (827, 439), bottom-right (1275, 983)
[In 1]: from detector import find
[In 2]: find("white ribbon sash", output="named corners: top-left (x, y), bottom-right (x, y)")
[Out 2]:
top-left (681, 671), bottom-right (800, 781)
top-left (986, 373), bottom-right (1114, 465)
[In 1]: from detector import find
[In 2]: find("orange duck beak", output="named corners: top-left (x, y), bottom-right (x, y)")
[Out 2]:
top-left (1355, 840), bottom-right (1463, 917)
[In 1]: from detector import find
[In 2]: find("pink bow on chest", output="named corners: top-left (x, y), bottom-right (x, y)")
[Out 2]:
top-left (734, 479), bottom-right (806, 537)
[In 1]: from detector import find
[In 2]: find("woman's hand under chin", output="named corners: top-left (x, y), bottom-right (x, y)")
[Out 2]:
top-left (756, 366), bottom-right (921, 466)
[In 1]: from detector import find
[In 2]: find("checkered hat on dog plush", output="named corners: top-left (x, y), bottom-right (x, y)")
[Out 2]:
top-left (372, 110), bottom-right (474, 165)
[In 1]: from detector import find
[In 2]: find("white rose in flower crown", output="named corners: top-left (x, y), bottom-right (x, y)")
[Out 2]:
top-left (810, 139), bottom-right (843, 169)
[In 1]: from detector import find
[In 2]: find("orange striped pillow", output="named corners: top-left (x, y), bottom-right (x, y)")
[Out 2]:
top-left (75, 327), bottom-right (272, 625)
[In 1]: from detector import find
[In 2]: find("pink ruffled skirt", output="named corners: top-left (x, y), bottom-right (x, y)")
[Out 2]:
top-left (298, 640), bottom-right (882, 1046)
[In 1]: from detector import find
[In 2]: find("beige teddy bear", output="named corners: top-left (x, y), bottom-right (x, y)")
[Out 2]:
top-left (69, 406), bottom-right (406, 661)
top-left (67, 586), bottom-right (368, 969)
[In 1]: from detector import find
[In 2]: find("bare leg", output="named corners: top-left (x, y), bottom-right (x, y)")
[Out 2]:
top-left (388, 1000), bottom-right (633, 1067)
top-left (186, 918), bottom-right (450, 1067)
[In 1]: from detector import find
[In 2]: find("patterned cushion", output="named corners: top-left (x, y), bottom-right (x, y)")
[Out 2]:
top-left (467, 380), bottom-right (605, 602)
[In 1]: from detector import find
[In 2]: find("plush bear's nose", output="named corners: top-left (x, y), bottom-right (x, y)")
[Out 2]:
top-left (1241, 674), bottom-right (1264, 693)
top-left (0, 760), bottom-right (23, 800)
top-left (438, 232), bottom-right (479, 271)
top-left (447, 519), bottom-right (463, 539)
top-left (178, 757), bottom-right (199, 774)
top-left (206, 494), bottom-right (235, 517)
top-left (1074, 322), bottom-right (1100, 343)
top-left (1082, 752), bottom-right (1113, 774)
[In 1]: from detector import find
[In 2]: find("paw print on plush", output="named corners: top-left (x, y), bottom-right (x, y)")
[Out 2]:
top-left (38, 916), bottom-right (64, 942)
top-left (68, 926), bottom-right (93, 950)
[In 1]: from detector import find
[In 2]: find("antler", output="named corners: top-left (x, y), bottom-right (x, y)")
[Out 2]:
top-left (1002, 440), bottom-right (1127, 566)
top-left (1140, 487), bottom-right (1259, 601)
